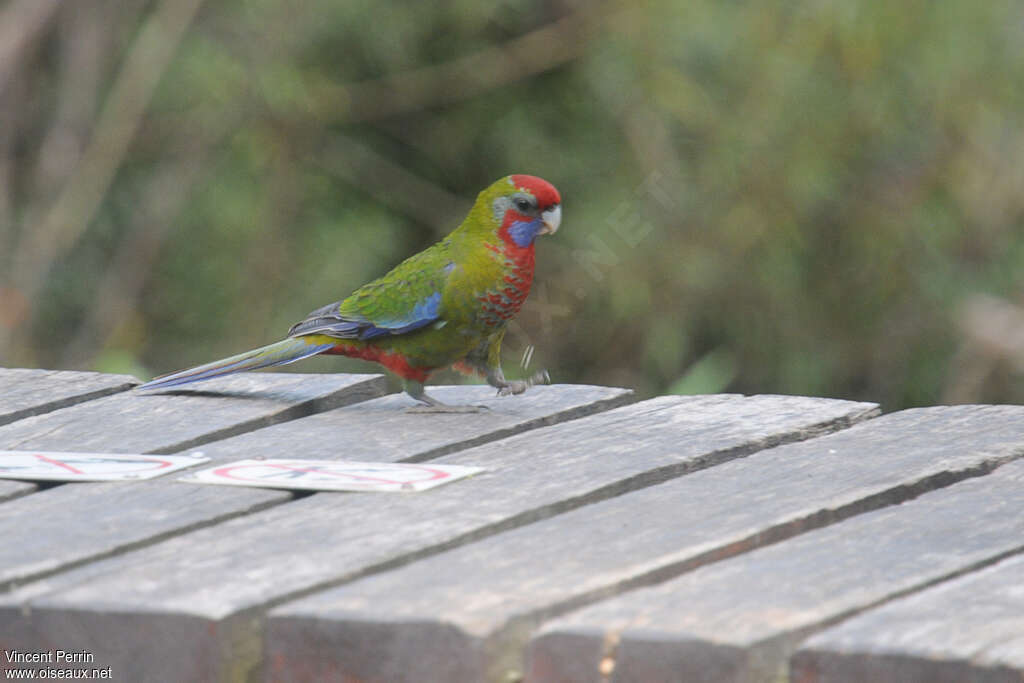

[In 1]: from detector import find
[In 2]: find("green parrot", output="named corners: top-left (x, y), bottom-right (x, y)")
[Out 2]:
top-left (138, 175), bottom-right (562, 408)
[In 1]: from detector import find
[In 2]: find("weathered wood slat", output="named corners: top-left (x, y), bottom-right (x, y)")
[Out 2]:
top-left (0, 394), bottom-right (875, 682)
top-left (790, 553), bottom-right (1024, 683)
top-left (261, 404), bottom-right (1024, 683)
top-left (0, 372), bottom-right (385, 589)
top-left (0, 372), bottom-right (385, 454)
top-left (524, 444), bottom-right (1024, 683)
top-left (0, 384), bottom-right (630, 591)
top-left (0, 480), bottom-right (32, 503)
top-left (0, 368), bottom-right (137, 427)
top-left (188, 383), bottom-right (635, 463)
top-left (0, 480), bottom-right (290, 593)
top-left (0, 369), bottom-right (139, 501)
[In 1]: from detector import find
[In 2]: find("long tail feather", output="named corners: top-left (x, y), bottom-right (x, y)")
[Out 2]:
top-left (137, 338), bottom-right (335, 391)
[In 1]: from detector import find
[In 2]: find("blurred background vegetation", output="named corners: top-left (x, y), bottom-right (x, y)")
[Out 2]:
top-left (2, 0), bottom-right (1023, 409)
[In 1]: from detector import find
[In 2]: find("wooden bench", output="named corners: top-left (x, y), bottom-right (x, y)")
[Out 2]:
top-left (0, 367), bottom-right (1020, 682)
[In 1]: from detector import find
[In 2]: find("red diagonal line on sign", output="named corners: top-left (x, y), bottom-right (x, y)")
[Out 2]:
top-left (304, 463), bottom-right (452, 483)
top-left (213, 463), bottom-right (322, 481)
top-left (312, 464), bottom-right (450, 484)
top-left (212, 463), bottom-right (450, 485)
top-left (311, 463), bottom-right (451, 483)
top-left (33, 454), bottom-right (85, 475)
top-left (64, 457), bottom-right (174, 473)
top-left (219, 463), bottom-right (405, 484)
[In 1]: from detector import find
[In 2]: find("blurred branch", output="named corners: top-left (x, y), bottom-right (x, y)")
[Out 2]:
top-left (315, 135), bottom-right (471, 235)
top-left (0, 0), bottom-right (65, 273)
top-left (0, 75), bottom-right (22, 267)
top-left (305, 6), bottom-right (609, 238)
top-left (0, 0), bottom-right (62, 96)
top-left (315, 5), bottom-right (606, 123)
top-left (29, 1), bottom-right (128, 201)
top-left (58, 114), bottom-right (239, 369)
top-left (3, 0), bottom-right (206, 361)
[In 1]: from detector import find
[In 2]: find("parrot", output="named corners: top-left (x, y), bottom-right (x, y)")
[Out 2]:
top-left (138, 174), bottom-right (562, 410)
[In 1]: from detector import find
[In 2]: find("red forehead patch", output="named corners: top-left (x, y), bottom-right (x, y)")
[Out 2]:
top-left (510, 174), bottom-right (561, 208)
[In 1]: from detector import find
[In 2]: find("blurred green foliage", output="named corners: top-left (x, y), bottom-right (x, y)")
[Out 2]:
top-left (3, 0), bottom-right (1024, 409)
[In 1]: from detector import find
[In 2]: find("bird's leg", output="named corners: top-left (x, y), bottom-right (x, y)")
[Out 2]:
top-left (403, 379), bottom-right (488, 414)
top-left (466, 329), bottom-right (549, 396)
top-left (485, 366), bottom-right (551, 396)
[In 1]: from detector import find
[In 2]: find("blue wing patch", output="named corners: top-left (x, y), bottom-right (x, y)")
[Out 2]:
top-left (358, 292), bottom-right (442, 339)
top-left (289, 292), bottom-right (442, 340)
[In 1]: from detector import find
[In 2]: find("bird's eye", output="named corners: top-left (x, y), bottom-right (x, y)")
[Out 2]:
top-left (514, 198), bottom-right (532, 212)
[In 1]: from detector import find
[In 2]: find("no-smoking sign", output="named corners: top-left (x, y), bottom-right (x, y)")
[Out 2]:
top-left (184, 459), bottom-right (484, 493)
top-left (0, 450), bottom-right (209, 482)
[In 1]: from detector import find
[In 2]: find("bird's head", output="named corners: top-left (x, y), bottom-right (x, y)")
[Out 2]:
top-left (473, 175), bottom-right (562, 248)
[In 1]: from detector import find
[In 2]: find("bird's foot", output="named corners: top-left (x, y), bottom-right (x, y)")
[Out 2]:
top-left (496, 369), bottom-right (551, 396)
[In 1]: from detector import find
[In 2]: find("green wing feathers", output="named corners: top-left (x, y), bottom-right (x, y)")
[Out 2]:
top-left (289, 242), bottom-right (456, 340)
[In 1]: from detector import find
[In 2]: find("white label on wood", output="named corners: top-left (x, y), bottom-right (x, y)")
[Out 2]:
top-left (182, 459), bottom-right (484, 492)
top-left (0, 450), bottom-right (210, 481)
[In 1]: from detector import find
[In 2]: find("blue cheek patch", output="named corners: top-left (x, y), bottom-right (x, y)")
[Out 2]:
top-left (508, 219), bottom-right (542, 247)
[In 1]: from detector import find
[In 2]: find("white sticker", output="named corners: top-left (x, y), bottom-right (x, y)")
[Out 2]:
top-left (0, 450), bottom-right (209, 482)
top-left (183, 458), bottom-right (484, 492)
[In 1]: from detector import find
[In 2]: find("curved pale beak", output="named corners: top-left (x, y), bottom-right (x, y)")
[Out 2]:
top-left (539, 205), bottom-right (562, 235)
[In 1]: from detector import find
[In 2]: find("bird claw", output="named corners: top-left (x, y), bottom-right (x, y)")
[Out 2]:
top-left (495, 369), bottom-right (550, 397)
top-left (496, 383), bottom-right (526, 397)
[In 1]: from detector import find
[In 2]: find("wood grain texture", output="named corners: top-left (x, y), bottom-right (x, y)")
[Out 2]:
top-left (0, 480), bottom-right (32, 502)
top-left (0, 368), bottom-right (139, 501)
top-left (187, 383), bottom-right (635, 463)
top-left (0, 384), bottom-right (629, 592)
top-left (0, 480), bottom-right (290, 592)
top-left (0, 394), bottom-right (876, 682)
top-left (0, 371), bottom-right (386, 454)
top-left (0, 372), bottom-right (385, 592)
top-left (0, 372), bottom-right (384, 503)
top-left (525, 439), bottom-right (1024, 683)
top-left (0, 368), bottom-right (137, 426)
top-left (791, 553), bottom-right (1024, 683)
top-left (264, 404), bottom-right (1024, 683)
